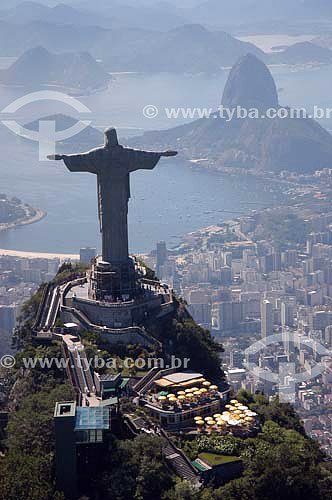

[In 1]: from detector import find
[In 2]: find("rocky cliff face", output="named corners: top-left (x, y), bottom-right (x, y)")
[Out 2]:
top-left (132, 54), bottom-right (332, 173)
top-left (221, 53), bottom-right (278, 111)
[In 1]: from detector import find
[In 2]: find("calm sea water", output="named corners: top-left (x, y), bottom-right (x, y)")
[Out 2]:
top-left (0, 61), bottom-right (331, 254)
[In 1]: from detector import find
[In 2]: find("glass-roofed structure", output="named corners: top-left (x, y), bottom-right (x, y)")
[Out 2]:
top-left (54, 402), bottom-right (111, 498)
top-left (75, 406), bottom-right (110, 443)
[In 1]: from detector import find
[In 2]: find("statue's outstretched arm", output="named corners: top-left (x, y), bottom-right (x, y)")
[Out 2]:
top-left (127, 149), bottom-right (178, 172)
top-left (47, 152), bottom-right (97, 174)
top-left (159, 151), bottom-right (178, 157)
top-left (47, 154), bottom-right (65, 160)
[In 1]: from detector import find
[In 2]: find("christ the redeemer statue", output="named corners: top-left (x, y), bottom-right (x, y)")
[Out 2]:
top-left (48, 128), bottom-right (177, 265)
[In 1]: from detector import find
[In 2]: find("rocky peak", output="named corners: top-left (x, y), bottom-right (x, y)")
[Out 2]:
top-left (221, 53), bottom-right (279, 111)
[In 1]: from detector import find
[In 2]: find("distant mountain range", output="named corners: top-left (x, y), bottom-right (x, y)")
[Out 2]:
top-left (313, 34), bottom-right (332, 49)
top-left (0, 1), bottom-right (186, 31)
top-left (25, 113), bottom-right (104, 147)
top-left (186, 0), bottom-right (332, 25)
top-left (0, 3), bottom-right (331, 75)
top-left (2, 0), bottom-right (332, 32)
top-left (95, 24), bottom-right (265, 73)
top-left (0, 19), bottom-right (265, 74)
top-left (0, 47), bottom-right (111, 92)
top-left (269, 42), bottom-right (332, 64)
top-left (130, 54), bottom-right (332, 173)
top-left (0, 20), bottom-right (107, 56)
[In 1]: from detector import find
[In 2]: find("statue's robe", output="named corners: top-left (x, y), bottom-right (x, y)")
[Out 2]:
top-left (62, 144), bottom-right (161, 264)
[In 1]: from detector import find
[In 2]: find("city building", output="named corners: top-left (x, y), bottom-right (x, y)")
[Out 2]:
top-left (80, 247), bottom-right (97, 264)
top-left (261, 299), bottom-right (273, 339)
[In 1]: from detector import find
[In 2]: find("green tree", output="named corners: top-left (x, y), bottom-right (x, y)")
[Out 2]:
top-left (99, 434), bottom-right (174, 500)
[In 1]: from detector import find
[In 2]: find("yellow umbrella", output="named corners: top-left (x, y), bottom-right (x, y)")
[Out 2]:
top-left (213, 413), bottom-right (222, 418)
top-left (194, 391), bottom-right (201, 396)
top-left (234, 410), bottom-right (242, 415)
top-left (178, 395), bottom-right (185, 401)
top-left (239, 413), bottom-right (246, 418)
top-left (194, 416), bottom-right (202, 420)
top-left (203, 381), bottom-right (211, 387)
top-left (210, 385), bottom-right (218, 390)
top-left (223, 411), bottom-right (231, 416)
top-left (230, 399), bottom-right (239, 404)
top-left (186, 393), bottom-right (194, 398)
top-left (229, 406), bottom-right (237, 411)
top-left (207, 419), bottom-right (216, 425)
top-left (185, 388), bottom-right (192, 393)
top-left (167, 393), bottom-right (174, 398)
top-left (177, 391), bottom-right (186, 395)
top-left (204, 417), bottom-right (212, 421)
top-left (225, 404), bottom-right (232, 409)
top-left (217, 420), bottom-right (226, 426)
top-left (245, 416), bottom-right (254, 422)
top-left (191, 387), bottom-right (199, 392)
top-left (200, 388), bottom-right (208, 393)
top-left (158, 396), bottom-right (167, 401)
top-left (196, 420), bottom-right (205, 426)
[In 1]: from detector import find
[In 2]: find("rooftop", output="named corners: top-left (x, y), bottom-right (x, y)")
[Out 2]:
top-left (164, 372), bottom-right (203, 384)
top-left (54, 401), bottom-right (76, 418)
top-left (154, 372), bottom-right (204, 388)
top-left (74, 407), bottom-right (110, 431)
top-left (198, 453), bottom-right (242, 467)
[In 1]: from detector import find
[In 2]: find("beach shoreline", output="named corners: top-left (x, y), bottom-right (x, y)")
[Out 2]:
top-left (0, 247), bottom-right (79, 260)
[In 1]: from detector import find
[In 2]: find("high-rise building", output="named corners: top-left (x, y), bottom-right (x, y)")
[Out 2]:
top-left (281, 302), bottom-right (294, 328)
top-left (0, 304), bottom-right (17, 333)
top-left (325, 325), bottom-right (332, 347)
top-left (282, 328), bottom-right (295, 354)
top-left (212, 301), bottom-right (243, 334)
top-left (230, 350), bottom-right (244, 368)
top-left (188, 302), bottom-right (211, 329)
top-left (156, 241), bottom-right (167, 278)
top-left (223, 252), bottom-right (232, 267)
top-left (261, 299), bottom-right (273, 338)
top-left (0, 304), bottom-right (17, 356)
top-left (80, 247), bottom-right (96, 264)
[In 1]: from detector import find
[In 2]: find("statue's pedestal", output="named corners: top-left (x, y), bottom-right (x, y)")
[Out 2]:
top-left (60, 260), bottom-right (175, 346)
top-left (88, 257), bottom-right (137, 301)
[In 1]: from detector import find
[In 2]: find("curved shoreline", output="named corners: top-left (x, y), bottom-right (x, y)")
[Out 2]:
top-left (0, 248), bottom-right (79, 260)
top-left (0, 207), bottom-right (47, 232)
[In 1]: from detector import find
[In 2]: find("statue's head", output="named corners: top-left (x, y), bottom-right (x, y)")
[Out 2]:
top-left (104, 127), bottom-right (119, 147)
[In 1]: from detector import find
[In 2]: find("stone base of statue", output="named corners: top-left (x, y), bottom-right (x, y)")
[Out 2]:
top-left (60, 258), bottom-right (176, 348)
top-left (88, 257), bottom-right (137, 301)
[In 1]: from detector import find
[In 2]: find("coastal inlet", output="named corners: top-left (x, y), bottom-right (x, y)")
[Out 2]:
top-left (0, 194), bottom-right (46, 232)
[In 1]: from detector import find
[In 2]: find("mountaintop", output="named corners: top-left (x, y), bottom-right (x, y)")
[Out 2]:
top-left (221, 53), bottom-right (278, 110)
top-left (131, 54), bottom-right (332, 173)
top-left (24, 113), bottom-right (104, 147)
top-left (0, 46), bottom-right (111, 92)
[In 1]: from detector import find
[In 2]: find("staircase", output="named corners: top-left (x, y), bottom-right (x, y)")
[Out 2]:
top-left (133, 366), bottom-right (161, 394)
top-left (163, 442), bottom-right (199, 482)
